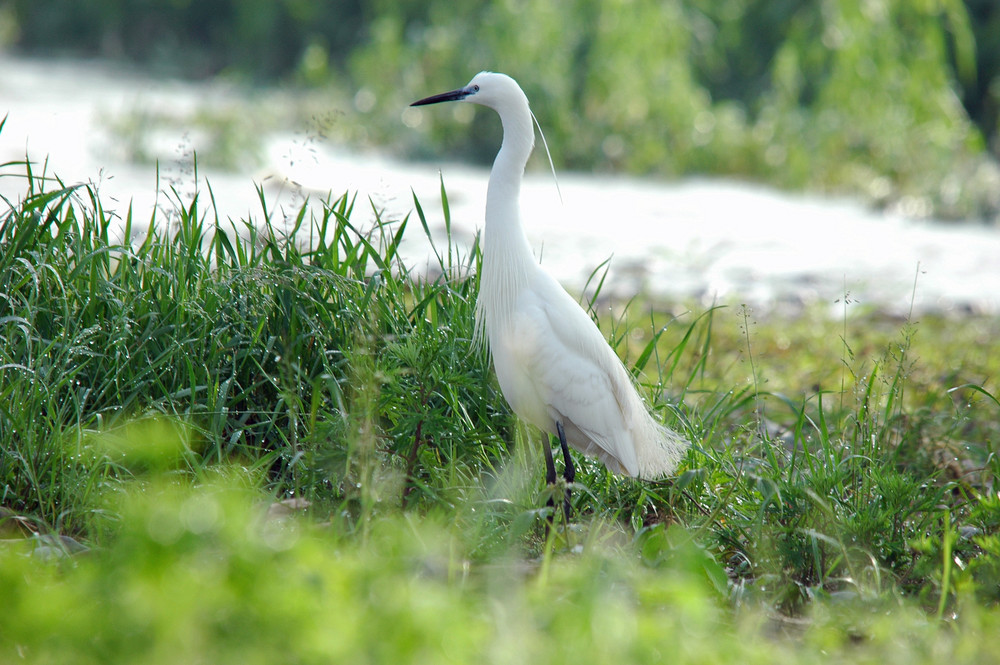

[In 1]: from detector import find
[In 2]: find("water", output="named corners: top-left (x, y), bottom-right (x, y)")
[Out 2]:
top-left (3, 54), bottom-right (999, 316)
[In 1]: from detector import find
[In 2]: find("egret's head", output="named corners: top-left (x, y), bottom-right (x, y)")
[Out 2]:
top-left (410, 72), bottom-right (528, 114)
top-left (410, 71), bottom-right (553, 195)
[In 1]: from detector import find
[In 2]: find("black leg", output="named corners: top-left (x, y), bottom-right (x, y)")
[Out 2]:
top-left (542, 431), bottom-right (557, 528)
top-left (556, 422), bottom-right (574, 521)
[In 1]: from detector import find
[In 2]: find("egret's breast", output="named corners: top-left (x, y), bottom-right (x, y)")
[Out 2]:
top-left (488, 309), bottom-right (551, 430)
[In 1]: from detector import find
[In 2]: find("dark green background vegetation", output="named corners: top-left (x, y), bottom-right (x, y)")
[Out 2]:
top-left (5, 0), bottom-right (1000, 220)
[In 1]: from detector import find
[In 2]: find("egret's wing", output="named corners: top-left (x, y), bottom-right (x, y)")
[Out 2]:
top-left (509, 282), bottom-right (640, 475)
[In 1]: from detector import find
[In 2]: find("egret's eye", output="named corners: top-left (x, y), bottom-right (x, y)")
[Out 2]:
top-left (471, 84), bottom-right (480, 92)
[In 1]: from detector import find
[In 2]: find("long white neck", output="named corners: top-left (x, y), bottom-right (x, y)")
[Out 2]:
top-left (475, 96), bottom-right (537, 346)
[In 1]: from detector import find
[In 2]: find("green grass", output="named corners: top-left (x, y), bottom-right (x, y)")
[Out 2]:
top-left (1, 151), bottom-right (999, 662)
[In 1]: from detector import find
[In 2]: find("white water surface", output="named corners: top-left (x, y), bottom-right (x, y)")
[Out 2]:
top-left (3, 55), bottom-right (998, 316)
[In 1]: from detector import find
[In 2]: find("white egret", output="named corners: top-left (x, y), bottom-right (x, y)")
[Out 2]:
top-left (411, 72), bottom-right (689, 518)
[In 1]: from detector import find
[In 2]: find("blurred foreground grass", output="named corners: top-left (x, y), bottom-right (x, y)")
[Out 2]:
top-left (4, 470), bottom-right (1000, 664)
top-left (1, 151), bottom-right (999, 661)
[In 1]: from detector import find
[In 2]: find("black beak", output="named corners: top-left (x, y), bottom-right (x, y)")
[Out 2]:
top-left (410, 87), bottom-right (473, 107)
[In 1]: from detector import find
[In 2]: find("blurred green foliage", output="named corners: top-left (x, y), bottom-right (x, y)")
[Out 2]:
top-left (5, 470), bottom-right (996, 665)
top-left (355, 0), bottom-right (997, 219)
top-left (6, 0), bottom-right (1000, 218)
top-left (5, 0), bottom-right (367, 80)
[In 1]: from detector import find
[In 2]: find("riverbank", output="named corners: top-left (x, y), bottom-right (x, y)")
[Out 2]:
top-left (3, 54), bottom-right (998, 315)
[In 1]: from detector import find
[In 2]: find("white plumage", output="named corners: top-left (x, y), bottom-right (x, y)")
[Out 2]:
top-left (412, 71), bottom-right (689, 482)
